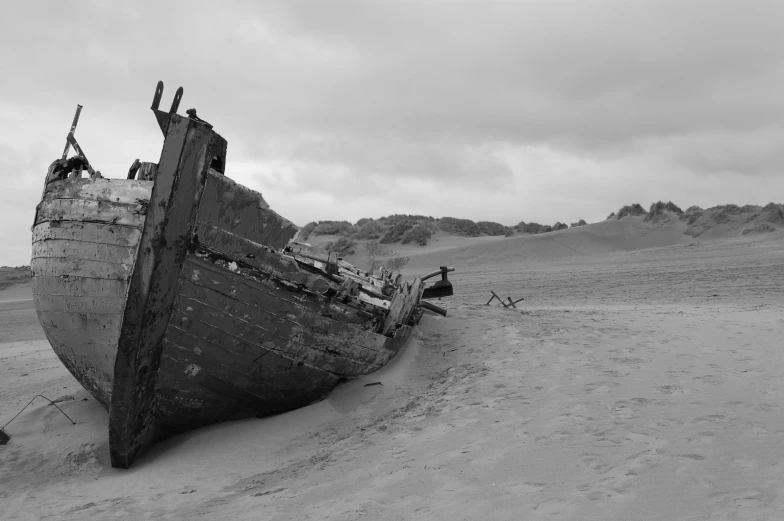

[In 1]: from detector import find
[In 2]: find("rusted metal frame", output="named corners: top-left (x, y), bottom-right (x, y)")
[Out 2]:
top-left (419, 300), bottom-right (447, 316)
top-left (420, 266), bottom-right (455, 282)
top-left (486, 290), bottom-right (507, 307)
top-left (109, 109), bottom-right (227, 468)
top-left (150, 81), bottom-right (184, 137)
top-left (65, 134), bottom-right (99, 178)
top-left (61, 104), bottom-right (83, 160)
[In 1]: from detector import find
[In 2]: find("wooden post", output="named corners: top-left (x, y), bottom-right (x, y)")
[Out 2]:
top-left (109, 111), bottom-right (227, 469)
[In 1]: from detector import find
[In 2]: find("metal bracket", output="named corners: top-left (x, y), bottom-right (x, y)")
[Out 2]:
top-left (421, 266), bottom-right (455, 299)
top-left (61, 104), bottom-right (82, 160)
top-left (151, 81), bottom-right (185, 136)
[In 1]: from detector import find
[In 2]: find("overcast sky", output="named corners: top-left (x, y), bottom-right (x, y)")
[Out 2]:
top-left (2, 0), bottom-right (784, 265)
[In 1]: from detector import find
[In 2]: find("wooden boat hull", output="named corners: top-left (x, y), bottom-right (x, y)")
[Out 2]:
top-left (33, 85), bottom-right (432, 467)
top-left (31, 178), bottom-right (153, 410)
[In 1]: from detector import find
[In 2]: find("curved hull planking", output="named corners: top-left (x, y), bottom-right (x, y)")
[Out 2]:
top-left (31, 178), bottom-right (152, 409)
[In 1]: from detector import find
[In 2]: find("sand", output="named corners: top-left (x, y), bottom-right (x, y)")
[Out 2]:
top-left (2, 223), bottom-right (784, 520)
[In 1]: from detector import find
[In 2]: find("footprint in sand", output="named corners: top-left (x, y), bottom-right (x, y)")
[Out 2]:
top-left (583, 382), bottom-right (618, 393)
top-left (674, 453), bottom-right (708, 461)
top-left (611, 357), bottom-right (647, 366)
top-left (690, 414), bottom-right (736, 427)
top-left (687, 431), bottom-right (716, 445)
top-left (745, 423), bottom-right (769, 437)
top-left (579, 454), bottom-right (615, 474)
top-left (657, 384), bottom-right (691, 395)
top-left (506, 482), bottom-right (550, 495)
top-left (601, 369), bottom-right (629, 378)
top-left (732, 457), bottom-right (760, 471)
top-left (530, 498), bottom-right (575, 519)
top-left (576, 449), bottom-right (662, 502)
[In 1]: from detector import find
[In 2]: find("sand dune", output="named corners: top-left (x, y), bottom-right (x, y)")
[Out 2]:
top-left (2, 214), bottom-right (784, 520)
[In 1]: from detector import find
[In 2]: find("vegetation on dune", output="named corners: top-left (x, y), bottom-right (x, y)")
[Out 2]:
top-left (401, 224), bottom-right (433, 246)
top-left (364, 242), bottom-right (410, 274)
top-left (323, 237), bottom-right (357, 257)
top-left (302, 214), bottom-right (517, 251)
top-left (301, 208), bottom-right (596, 253)
top-left (645, 201), bottom-right (684, 222)
top-left (476, 221), bottom-right (508, 236)
top-left (438, 217), bottom-right (481, 237)
top-left (615, 203), bottom-right (647, 219)
top-left (0, 266), bottom-right (30, 291)
top-left (298, 199), bottom-right (784, 259)
top-left (682, 202), bottom-right (784, 237)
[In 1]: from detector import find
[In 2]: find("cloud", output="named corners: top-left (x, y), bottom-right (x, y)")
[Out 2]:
top-left (2, 0), bottom-right (784, 264)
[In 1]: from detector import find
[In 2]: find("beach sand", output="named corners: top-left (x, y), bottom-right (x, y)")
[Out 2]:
top-left (2, 224), bottom-right (783, 520)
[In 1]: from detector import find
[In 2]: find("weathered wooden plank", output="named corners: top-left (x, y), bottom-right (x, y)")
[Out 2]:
top-left (160, 337), bottom-right (321, 398)
top-left (170, 297), bottom-right (380, 376)
top-left (37, 309), bottom-right (124, 331)
top-left (33, 293), bottom-right (126, 314)
top-left (155, 352), bottom-right (334, 437)
top-left (33, 221), bottom-right (142, 247)
top-left (44, 177), bottom-right (153, 205)
top-left (162, 326), bottom-right (340, 393)
top-left (179, 261), bottom-right (388, 355)
top-left (44, 335), bottom-right (115, 410)
top-left (196, 222), bottom-right (303, 279)
top-left (41, 321), bottom-right (120, 350)
top-left (32, 275), bottom-right (128, 298)
top-left (162, 325), bottom-right (339, 401)
top-left (35, 198), bottom-right (147, 227)
top-left (381, 277), bottom-right (423, 335)
top-left (31, 257), bottom-right (133, 280)
top-left (110, 113), bottom-right (228, 469)
top-left (195, 172), bottom-right (298, 250)
top-left (184, 256), bottom-right (372, 330)
top-left (183, 256), bottom-right (321, 318)
top-left (32, 240), bottom-right (137, 265)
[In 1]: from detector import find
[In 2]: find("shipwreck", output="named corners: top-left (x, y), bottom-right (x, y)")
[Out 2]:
top-left (31, 82), bottom-right (455, 468)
